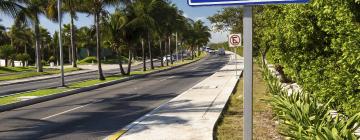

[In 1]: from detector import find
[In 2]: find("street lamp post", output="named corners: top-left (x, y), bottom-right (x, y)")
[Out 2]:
top-left (58, 0), bottom-right (65, 87)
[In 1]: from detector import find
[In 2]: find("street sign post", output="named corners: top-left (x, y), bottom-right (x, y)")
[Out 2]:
top-left (188, 1), bottom-right (308, 140)
top-left (228, 34), bottom-right (242, 77)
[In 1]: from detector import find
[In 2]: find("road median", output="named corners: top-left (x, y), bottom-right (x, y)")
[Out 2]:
top-left (0, 56), bottom-right (205, 112)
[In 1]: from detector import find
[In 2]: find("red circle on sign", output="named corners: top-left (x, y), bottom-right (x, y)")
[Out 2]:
top-left (230, 35), bottom-right (241, 45)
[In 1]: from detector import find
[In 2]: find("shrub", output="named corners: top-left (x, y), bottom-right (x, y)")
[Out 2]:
top-left (263, 66), bottom-right (360, 139)
top-left (78, 56), bottom-right (97, 64)
top-left (48, 56), bottom-right (56, 63)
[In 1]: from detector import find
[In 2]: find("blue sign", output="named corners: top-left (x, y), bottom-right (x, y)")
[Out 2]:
top-left (188, 0), bottom-right (309, 6)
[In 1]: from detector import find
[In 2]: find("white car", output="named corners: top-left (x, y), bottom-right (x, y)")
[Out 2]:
top-left (163, 55), bottom-right (176, 62)
top-left (208, 49), bottom-right (216, 54)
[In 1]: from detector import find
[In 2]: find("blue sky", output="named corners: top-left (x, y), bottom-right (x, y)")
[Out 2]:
top-left (0, 1), bottom-right (229, 43)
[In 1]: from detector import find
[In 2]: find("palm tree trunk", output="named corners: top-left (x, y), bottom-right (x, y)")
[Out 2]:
top-left (4, 58), bottom-right (8, 67)
top-left (70, 15), bottom-right (77, 68)
top-left (68, 46), bottom-right (72, 63)
top-left (126, 49), bottom-right (132, 75)
top-left (169, 36), bottom-right (173, 65)
top-left (197, 45), bottom-right (201, 57)
top-left (34, 21), bottom-right (43, 72)
top-left (159, 39), bottom-right (163, 67)
top-left (148, 33), bottom-right (154, 70)
top-left (191, 46), bottom-right (194, 60)
top-left (118, 48), bottom-right (126, 75)
top-left (165, 37), bottom-right (168, 66)
top-left (95, 13), bottom-right (105, 80)
top-left (142, 39), bottom-right (146, 71)
top-left (181, 42), bottom-right (184, 62)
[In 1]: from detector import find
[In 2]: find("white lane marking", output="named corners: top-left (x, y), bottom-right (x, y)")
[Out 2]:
top-left (159, 76), bottom-right (176, 82)
top-left (41, 99), bottom-right (105, 120)
top-left (41, 104), bottom-right (91, 120)
top-left (191, 67), bottom-right (199, 70)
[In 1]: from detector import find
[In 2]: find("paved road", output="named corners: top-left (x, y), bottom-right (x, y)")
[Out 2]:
top-left (0, 54), bottom-right (229, 140)
top-left (0, 61), bottom-right (161, 96)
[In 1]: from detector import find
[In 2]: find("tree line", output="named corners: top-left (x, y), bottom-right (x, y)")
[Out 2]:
top-left (209, 1), bottom-right (360, 138)
top-left (0, 0), bottom-right (211, 80)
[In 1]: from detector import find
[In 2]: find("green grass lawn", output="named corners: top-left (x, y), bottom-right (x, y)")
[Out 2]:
top-left (0, 55), bottom-right (206, 106)
top-left (215, 64), bottom-right (282, 140)
top-left (0, 67), bottom-right (36, 74)
top-left (0, 67), bottom-right (81, 82)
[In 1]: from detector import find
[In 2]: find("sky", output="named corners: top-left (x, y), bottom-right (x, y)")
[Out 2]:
top-left (0, 1), bottom-right (229, 43)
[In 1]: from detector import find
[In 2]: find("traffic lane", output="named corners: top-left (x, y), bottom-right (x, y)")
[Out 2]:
top-left (0, 60), bottom-right (162, 96)
top-left (0, 55), bottom-right (228, 140)
top-left (39, 55), bottom-right (229, 140)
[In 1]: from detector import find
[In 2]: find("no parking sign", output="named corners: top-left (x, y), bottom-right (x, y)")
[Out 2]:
top-left (228, 34), bottom-right (242, 47)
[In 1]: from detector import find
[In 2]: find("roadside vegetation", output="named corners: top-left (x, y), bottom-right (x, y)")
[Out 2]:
top-left (216, 63), bottom-right (282, 140)
top-left (0, 0), bottom-right (210, 81)
top-left (210, 0), bottom-right (360, 139)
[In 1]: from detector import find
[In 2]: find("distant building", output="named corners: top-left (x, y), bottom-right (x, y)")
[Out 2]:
top-left (0, 59), bottom-right (23, 67)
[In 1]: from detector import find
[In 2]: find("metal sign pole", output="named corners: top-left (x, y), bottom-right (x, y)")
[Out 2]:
top-left (234, 47), bottom-right (237, 77)
top-left (243, 6), bottom-right (253, 140)
top-left (58, 0), bottom-right (65, 87)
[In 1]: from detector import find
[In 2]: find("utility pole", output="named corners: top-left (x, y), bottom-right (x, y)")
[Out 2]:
top-left (58, 0), bottom-right (65, 87)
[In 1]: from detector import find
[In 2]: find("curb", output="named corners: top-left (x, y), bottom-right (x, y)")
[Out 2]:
top-left (0, 58), bottom-right (204, 113)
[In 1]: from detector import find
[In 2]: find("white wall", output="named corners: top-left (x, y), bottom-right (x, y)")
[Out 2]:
top-left (0, 59), bottom-right (23, 67)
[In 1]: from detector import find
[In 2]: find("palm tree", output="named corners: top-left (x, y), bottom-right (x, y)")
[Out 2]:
top-left (8, 24), bottom-right (33, 54)
top-left (63, 24), bottom-right (73, 63)
top-left (15, 0), bottom-right (57, 72)
top-left (0, 0), bottom-right (22, 17)
top-left (105, 9), bottom-right (131, 75)
top-left (127, 0), bottom-right (158, 71)
top-left (77, 26), bottom-right (95, 57)
top-left (193, 20), bottom-right (211, 56)
top-left (148, 0), bottom-right (172, 68)
top-left (86, 0), bottom-right (122, 80)
top-left (62, 0), bottom-right (84, 68)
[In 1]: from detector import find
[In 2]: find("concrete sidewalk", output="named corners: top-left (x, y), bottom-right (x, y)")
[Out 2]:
top-left (113, 52), bottom-right (244, 140)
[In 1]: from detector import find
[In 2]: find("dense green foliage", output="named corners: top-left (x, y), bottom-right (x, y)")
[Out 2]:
top-left (256, 1), bottom-right (360, 115)
top-left (263, 66), bottom-right (360, 139)
top-left (209, 1), bottom-right (360, 116)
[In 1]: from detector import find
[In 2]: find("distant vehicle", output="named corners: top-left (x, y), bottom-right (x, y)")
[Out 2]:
top-left (208, 49), bottom-right (216, 54)
top-left (218, 48), bottom-right (225, 55)
top-left (163, 55), bottom-right (176, 62)
top-left (204, 47), bottom-right (211, 52)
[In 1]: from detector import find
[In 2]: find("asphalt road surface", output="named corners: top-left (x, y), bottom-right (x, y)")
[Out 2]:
top-left (0, 60), bottom-right (161, 96)
top-left (0, 54), bottom-right (229, 140)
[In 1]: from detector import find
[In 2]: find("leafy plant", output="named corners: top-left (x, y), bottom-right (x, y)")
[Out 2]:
top-left (263, 66), bottom-right (360, 139)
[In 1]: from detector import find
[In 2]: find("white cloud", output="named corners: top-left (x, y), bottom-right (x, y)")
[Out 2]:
top-left (210, 30), bottom-right (229, 43)
top-left (194, 17), bottom-right (206, 22)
